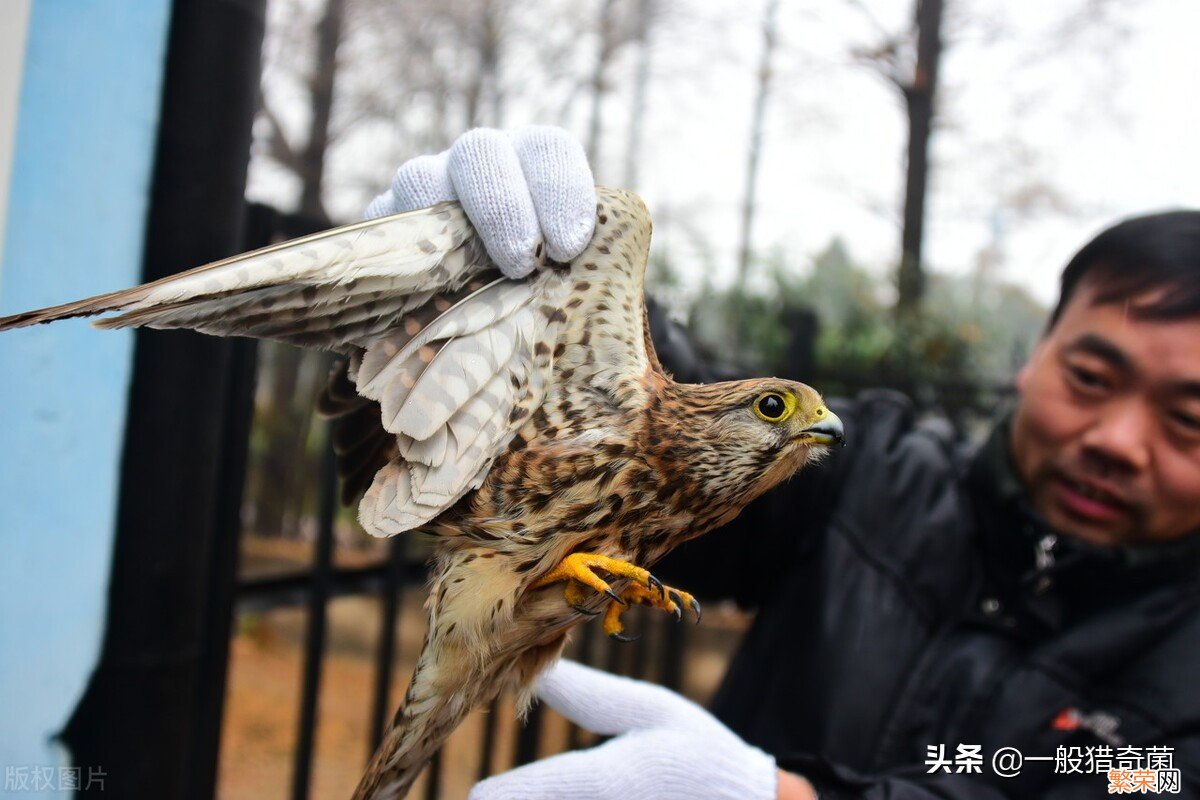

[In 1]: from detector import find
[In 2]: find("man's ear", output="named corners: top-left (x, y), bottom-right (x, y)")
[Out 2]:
top-left (1015, 361), bottom-right (1032, 393)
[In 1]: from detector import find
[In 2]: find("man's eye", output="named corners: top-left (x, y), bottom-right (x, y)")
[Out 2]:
top-left (1066, 364), bottom-right (1108, 392)
top-left (1168, 409), bottom-right (1200, 435)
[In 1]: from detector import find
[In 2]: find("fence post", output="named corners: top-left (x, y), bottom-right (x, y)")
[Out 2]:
top-left (781, 305), bottom-right (819, 381)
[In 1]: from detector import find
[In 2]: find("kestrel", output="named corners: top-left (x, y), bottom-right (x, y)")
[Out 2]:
top-left (0, 187), bottom-right (843, 799)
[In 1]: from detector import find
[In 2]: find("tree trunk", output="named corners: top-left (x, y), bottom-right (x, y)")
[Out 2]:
top-left (896, 0), bottom-right (944, 316)
top-left (624, 0), bottom-right (655, 188)
top-left (464, 0), bottom-right (503, 128)
top-left (486, 6), bottom-right (504, 128)
top-left (586, 0), bottom-right (619, 167)
top-left (735, 0), bottom-right (780, 287)
top-left (297, 0), bottom-right (345, 221)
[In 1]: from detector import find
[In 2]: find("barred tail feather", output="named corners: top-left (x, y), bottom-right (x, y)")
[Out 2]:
top-left (352, 548), bottom-right (571, 799)
top-left (352, 632), bottom-right (476, 800)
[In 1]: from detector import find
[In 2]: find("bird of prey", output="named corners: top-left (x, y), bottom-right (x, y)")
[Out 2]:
top-left (0, 187), bottom-right (843, 799)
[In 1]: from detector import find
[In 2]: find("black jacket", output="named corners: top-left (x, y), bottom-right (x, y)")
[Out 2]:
top-left (649, 303), bottom-right (1200, 799)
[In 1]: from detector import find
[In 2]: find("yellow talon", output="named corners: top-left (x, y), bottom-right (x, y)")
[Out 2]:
top-left (532, 552), bottom-right (702, 639)
top-left (563, 580), bottom-right (593, 610)
top-left (602, 581), bottom-right (703, 641)
top-left (621, 581), bottom-right (675, 610)
top-left (603, 599), bottom-right (635, 640)
top-left (633, 583), bottom-right (700, 619)
top-left (530, 552), bottom-right (655, 605)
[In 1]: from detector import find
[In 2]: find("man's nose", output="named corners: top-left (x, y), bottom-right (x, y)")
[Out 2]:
top-left (1080, 400), bottom-right (1152, 473)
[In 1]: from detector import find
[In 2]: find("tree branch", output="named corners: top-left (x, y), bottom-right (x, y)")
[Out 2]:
top-left (258, 96), bottom-right (302, 174)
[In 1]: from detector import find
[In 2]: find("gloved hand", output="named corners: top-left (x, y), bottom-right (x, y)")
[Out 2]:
top-left (468, 659), bottom-right (784, 800)
top-left (366, 126), bottom-right (596, 279)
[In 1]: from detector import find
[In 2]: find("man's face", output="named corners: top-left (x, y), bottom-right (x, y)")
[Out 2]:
top-left (1010, 282), bottom-right (1200, 548)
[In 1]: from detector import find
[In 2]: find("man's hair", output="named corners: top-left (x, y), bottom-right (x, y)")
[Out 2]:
top-left (1049, 210), bottom-right (1200, 327)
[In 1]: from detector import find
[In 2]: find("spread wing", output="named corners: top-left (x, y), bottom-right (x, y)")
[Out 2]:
top-left (0, 187), bottom-right (653, 536)
top-left (0, 201), bottom-right (570, 536)
top-left (544, 188), bottom-right (657, 408)
top-left (0, 203), bottom-right (495, 348)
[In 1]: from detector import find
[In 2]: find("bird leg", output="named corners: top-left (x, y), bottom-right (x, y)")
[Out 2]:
top-left (531, 552), bottom-right (660, 605)
top-left (602, 582), bottom-right (702, 642)
top-left (530, 552), bottom-right (702, 641)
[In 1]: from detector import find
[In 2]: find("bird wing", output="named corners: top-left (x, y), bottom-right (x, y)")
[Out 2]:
top-left (0, 203), bottom-right (494, 348)
top-left (353, 187), bottom-right (658, 533)
top-left (542, 188), bottom-right (657, 410)
top-left (352, 271), bottom-right (569, 535)
top-left (0, 201), bottom-right (571, 536)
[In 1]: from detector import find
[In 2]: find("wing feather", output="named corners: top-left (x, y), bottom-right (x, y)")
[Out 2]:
top-left (1, 187), bottom-right (654, 541)
top-left (389, 310), bottom-right (523, 440)
top-left (546, 188), bottom-right (655, 406)
top-left (355, 278), bottom-right (527, 399)
top-left (352, 188), bottom-right (651, 535)
top-left (0, 203), bottom-right (491, 352)
top-left (359, 293), bottom-right (564, 534)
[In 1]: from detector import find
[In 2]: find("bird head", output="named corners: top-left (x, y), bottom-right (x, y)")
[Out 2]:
top-left (661, 378), bottom-right (844, 508)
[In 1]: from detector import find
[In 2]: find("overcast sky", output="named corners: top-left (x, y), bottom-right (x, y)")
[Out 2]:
top-left (247, 0), bottom-right (1200, 307)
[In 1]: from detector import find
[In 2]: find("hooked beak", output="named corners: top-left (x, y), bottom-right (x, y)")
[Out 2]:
top-left (800, 409), bottom-right (845, 447)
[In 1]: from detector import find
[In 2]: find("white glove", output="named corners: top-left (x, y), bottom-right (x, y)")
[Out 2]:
top-left (366, 126), bottom-right (596, 279)
top-left (468, 660), bottom-right (780, 800)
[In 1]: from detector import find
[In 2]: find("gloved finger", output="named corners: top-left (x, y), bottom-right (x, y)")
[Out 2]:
top-left (468, 745), bottom-right (610, 800)
top-left (510, 126), bottom-right (597, 263)
top-left (448, 128), bottom-right (544, 279)
top-left (391, 151), bottom-right (457, 212)
top-left (533, 659), bottom-right (702, 735)
top-left (364, 191), bottom-right (397, 220)
top-left (364, 151), bottom-right (457, 220)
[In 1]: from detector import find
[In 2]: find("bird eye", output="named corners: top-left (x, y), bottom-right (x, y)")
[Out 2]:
top-left (753, 392), bottom-right (794, 423)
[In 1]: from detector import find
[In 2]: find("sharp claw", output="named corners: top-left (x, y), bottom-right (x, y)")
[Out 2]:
top-left (610, 630), bottom-right (640, 643)
top-left (689, 597), bottom-right (703, 624)
top-left (569, 604), bottom-right (601, 617)
top-left (605, 588), bottom-right (627, 606)
top-left (668, 590), bottom-right (683, 622)
top-left (648, 574), bottom-right (664, 597)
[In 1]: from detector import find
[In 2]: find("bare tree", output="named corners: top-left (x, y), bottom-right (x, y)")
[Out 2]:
top-left (847, 0), bottom-right (945, 316)
top-left (258, 0), bottom-right (347, 221)
top-left (587, 0), bottom-right (621, 166)
top-left (735, 0), bottom-right (781, 287)
top-left (896, 0), bottom-right (944, 316)
top-left (255, 0), bottom-right (657, 213)
top-left (463, 0), bottom-right (507, 128)
top-left (299, 0), bottom-right (346, 219)
top-left (623, 0), bottom-right (656, 188)
top-left (847, 0), bottom-right (1130, 317)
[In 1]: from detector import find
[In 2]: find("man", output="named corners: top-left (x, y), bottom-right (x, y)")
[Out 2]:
top-left (368, 127), bottom-right (1200, 799)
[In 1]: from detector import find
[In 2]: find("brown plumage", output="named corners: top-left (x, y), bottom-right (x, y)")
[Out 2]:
top-left (0, 188), bottom-right (843, 799)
